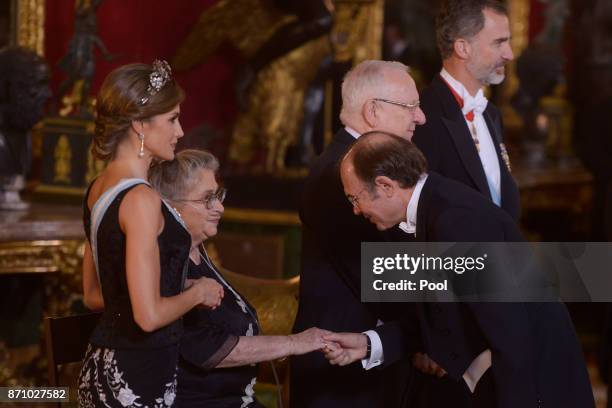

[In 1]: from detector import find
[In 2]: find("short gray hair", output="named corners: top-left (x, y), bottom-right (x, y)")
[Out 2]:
top-left (339, 60), bottom-right (410, 125)
top-left (148, 149), bottom-right (219, 201)
top-left (436, 0), bottom-right (508, 60)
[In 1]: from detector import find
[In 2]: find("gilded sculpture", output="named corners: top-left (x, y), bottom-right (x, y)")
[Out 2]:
top-left (173, 0), bottom-right (382, 174)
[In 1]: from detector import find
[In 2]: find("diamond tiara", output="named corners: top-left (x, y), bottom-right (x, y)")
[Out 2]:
top-left (139, 59), bottom-right (172, 105)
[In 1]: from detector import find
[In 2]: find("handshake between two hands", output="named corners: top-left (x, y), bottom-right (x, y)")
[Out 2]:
top-left (294, 328), bottom-right (447, 378)
top-left (183, 277), bottom-right (445, 378)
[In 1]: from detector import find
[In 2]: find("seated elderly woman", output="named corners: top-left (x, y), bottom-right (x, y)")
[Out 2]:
top-left (148, 149), bottom-right (327, 408)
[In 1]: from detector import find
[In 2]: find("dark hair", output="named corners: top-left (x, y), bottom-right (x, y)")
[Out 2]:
top-left (436, 0), bottom-right (508, 59)
top-left (345, 131), bottom-right (427, 190)
top-left (93, 63), bottom-right (185, 161)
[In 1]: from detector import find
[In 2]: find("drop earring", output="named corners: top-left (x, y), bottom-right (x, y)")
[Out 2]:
top-left (137, 132), bottom-right (145, 158)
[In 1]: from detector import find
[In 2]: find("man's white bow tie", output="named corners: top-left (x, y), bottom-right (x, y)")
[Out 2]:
top-left (461, 89), bottom-right (488, 117)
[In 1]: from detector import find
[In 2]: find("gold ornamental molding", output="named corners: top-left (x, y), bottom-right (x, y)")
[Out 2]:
top-left (16, 0), bottom-right (45, 56)
top-left (223, 207), bottom-right (300, 226)
top-left (0, 240), bottom-right (84, 275)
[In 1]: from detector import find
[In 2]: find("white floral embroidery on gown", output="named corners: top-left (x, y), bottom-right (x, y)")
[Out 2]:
top-left (78, 345), bottom-right (177, 408)
top-left (241, 377), bottom-right (257, 408)
top-left (245, 323), bottom-right (254, 337)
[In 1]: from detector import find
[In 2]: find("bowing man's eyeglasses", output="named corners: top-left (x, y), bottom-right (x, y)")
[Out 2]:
top-left (178, 188), bottom-right (227, 210)
top-left (373, 98), bottom-right (420, 112)
top-left (346, 187), bottom-right (368, 208)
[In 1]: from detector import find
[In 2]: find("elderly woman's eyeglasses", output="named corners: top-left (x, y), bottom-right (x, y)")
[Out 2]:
top-left (373, 98), bottom-right (420, 112)
top-left (178, 188), bottom-right (227, 210)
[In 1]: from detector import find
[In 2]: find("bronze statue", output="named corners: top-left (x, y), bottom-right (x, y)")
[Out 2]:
top-left (0, 46), bottom-right (51, 210)
top-left (56, 0), bottom-right (112, 117)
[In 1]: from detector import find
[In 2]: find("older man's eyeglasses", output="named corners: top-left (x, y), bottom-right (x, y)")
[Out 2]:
top-left (179, 188), bottom-right (227, 210)
top-left (373, 98), bottom-right (420, 112)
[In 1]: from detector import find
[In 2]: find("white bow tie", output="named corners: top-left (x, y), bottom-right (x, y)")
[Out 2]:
top-left (462, 90), bottom-right (488, 117)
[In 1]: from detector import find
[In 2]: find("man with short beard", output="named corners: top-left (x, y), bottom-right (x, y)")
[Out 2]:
top-left (412, 0), bottom-right (520, 221)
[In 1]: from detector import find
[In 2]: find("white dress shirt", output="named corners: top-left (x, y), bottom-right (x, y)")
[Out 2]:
top-left (344, 126), bottom-right (361, 140)
top-left (361, 329), bottom-right (384, 370)
top-left (440, 69), bottom-right (501, 206)
top-left (399, 174), bottom-right (428, 236)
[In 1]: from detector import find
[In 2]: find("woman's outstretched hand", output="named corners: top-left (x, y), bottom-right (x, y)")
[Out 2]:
top-left (289, 327), bottom-right (332, 355)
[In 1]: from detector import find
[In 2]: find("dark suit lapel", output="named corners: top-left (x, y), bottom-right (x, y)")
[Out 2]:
top-left (431, 76), bottom-right (491, 197)
top-left (483, 107), bottom-right (502, 145)
top-left (483, 107), bottom-right (520, 218)
top-left (483, 108), bottom-right (511, 174)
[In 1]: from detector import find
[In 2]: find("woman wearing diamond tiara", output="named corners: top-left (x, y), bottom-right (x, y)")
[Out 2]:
top-left (148, 149), bottom-right (330, 408)
top-left (77, 61), bottom-right (224, 408)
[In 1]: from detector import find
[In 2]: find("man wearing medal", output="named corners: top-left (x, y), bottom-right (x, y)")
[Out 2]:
top-left (412, 0), bottom-right (520, 221)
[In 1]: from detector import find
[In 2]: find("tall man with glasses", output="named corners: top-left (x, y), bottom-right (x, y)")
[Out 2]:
top-left (412, 0), bottom-right (520, 221)
top-left (291, 60), bottom-right (425, 408)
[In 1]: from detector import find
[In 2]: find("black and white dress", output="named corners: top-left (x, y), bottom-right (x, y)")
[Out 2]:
top-left (77, 179), bottom-right (191, 408)
top-left (177, 251), bottom-right (263, 408)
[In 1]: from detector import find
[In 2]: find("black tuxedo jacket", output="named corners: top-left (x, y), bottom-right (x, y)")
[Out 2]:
top-left (291, 128), bottom-right (407, 408)
top-left (378, 173), bottom-right (594, 408)
top-left (413, 75), bottom-right (521, 221)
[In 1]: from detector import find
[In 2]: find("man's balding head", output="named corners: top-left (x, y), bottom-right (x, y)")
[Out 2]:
top-left (342, 131), bottom-right (427, 191)
top-left (340, 131), bottom-right (428, 230)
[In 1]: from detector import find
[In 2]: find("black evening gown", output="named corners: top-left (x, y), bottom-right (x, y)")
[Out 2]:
top-left (177, 255), bottom-right (264, 408)
top-left (78, 181), bottom-right (191, 408)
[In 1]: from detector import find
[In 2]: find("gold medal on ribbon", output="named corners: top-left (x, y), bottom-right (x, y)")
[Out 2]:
top-left (500, 143), bottom-right (512, 172)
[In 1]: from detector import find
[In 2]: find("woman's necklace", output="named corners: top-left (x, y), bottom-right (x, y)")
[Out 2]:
top-left (199, 247), bottom-right (250, 315)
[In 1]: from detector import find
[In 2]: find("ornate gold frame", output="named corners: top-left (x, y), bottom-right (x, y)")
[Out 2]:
top-left (16, 0), bottom-right (45, 56)
top-left (0, 240), bottom-right (83, 275)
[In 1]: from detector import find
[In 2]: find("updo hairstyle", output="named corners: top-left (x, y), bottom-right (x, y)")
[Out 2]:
top-left (92, 63), bottom-right (185, 161)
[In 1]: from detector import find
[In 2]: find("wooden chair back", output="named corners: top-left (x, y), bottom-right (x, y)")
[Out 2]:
top-left (44, 312), bottom-right (101, 406)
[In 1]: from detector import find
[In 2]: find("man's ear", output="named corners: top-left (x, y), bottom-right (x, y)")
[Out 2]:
top-left (454, 39), bottom-right (471, 60)
top-left (374, 175), bottom-right (396, 197)
top-left (362, 99), bottom-right (378, 128)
